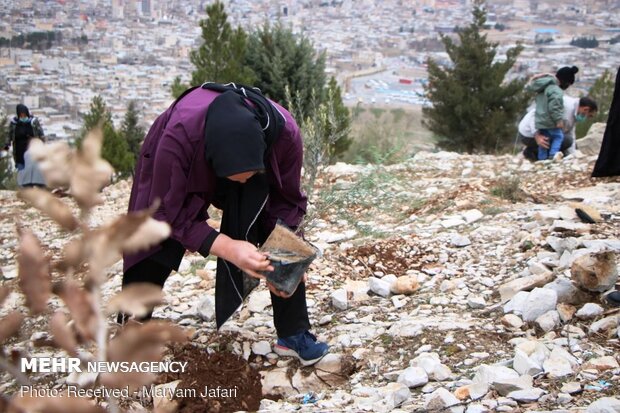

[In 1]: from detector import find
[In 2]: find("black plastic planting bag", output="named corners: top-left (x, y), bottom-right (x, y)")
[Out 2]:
top-left (260, 224), bottom-right (318, 295)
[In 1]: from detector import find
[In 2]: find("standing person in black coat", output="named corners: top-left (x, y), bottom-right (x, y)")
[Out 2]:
top-left (3, 104), bottom-right (46, 187)
top-left (592, 66), bottom-right (620, 177)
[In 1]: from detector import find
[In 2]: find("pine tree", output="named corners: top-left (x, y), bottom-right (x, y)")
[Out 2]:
top-left (79, 96), bottom-right (133, 178)
top-left (170, 76), bottom-right (188, 99)
top-left (189, 1), bottom-right (255, 87)
top-left (120, 101), bottom-right (145, 163)
top-left (245, 23), bottom-right (326, 118)
top-left (576, 70), bottom-right (615, 139)
top-left (324, 77), bottom-right (352, 160)
top-left (423, 0), bottom-right (527, 153)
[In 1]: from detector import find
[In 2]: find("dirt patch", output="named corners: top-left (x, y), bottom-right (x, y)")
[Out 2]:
top-left (157, 343), bottom-right (262, 413)
top-left (344, 236), bottom-right (438, 277)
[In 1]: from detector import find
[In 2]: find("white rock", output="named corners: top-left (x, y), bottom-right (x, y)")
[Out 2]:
top-left (261, 368), bottom-right (295, 396)
top-left (411, 353), bottom-right (452, 381)
top-left (513, 349), bottom-right (543, 376)
top-left (1, 266), bottom-right (17, 279)
top-left (503, 291), bottom-right (529, 314)
top-left (561, 382), bottom-right (582, 394)
top-left (319, 315), bottom-right (332, 325)
top-left (557, 392), bottom-right (573, 405)
top-left (501, 314), bottom-right (524, 329)
top-left (493, 375), bottom-right (534, 396)
top-left (378, 382), bottom-right (411, 409)
top-left (550, 220), bottom-right (590, 233)
top-left (252, 341), bottom-right (271, 356)
top-left (463, 209), bottom-right (484, 224)
top-left (450, 234), bottom-right (471, 247)
top-left (369, 277), bottom-right (391, 298)
top-left (467, 294), bottom-right (486, 309)
top-left (543, 355), bottom-right (574, 378)
top-left (442, 218), bottom-right (466, 228)
top-left (470, 364), bottom-right (520, 400)
top-left (576, 303), bottom-right (604, 319)
top-left (177, 259), bottom-right (191, 274)
top-left (397, 367), bottom-right (429, 388)
top-left (590, 316), bottom-right (619, 334)
top-left (465, 404), bottom-right (488, 413)
top-left (583, 356), bottom-right (620, 371)
top-left (425, 388), bottom-right (460, 411)
top-left (529, 262), bottom-right (552, 277)
top-left (196, 296), bottom-right (215, 321)
top-left (586, 397), bottom-right (620, 413)
top-left (331, 288), bottom-right (348, 310)
top-left (507, 387), bottom-right (545, 402)
top-left (498, 272), bottom-right (555, 302)
top-left (247, 290), bottom-right (271, 313)
top-left (522, 288), bottom-right (558, 322)
top-left (535, 310), bottom-right (560, 332)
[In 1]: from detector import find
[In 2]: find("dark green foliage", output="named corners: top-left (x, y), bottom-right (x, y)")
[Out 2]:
top-left (570, 36), bottom-right (599, 48)
top-left (324, 77), bottom-right (352, 160)
top-left (170, 76), bottom-right (187, 99)
top-left (423, 0), bottom-right (528, 153)
top-left (188, 1), bottom-right (255, 87)
top-left (576, 70), bottom-right (615, 138)
top-left (119, 101), bottom-right (145, 164)
top-left (245, 22), bottom-right (326, 117)
top-left (79, 96), bottom-right (134, 178)
top-left (0, 31), bottom-right (65, 50)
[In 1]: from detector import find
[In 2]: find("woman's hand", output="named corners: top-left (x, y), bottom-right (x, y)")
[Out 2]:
top-left (210, 234), bottom-right (273, 279)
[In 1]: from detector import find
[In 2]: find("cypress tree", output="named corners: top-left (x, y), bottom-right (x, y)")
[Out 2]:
top-left (423, 0), bottom-right (527, 153)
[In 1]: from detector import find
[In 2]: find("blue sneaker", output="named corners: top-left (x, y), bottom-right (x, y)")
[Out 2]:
top-left (274, 331), bottom-right (328, 366)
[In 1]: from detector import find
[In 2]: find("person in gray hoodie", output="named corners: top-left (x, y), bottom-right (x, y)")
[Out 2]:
top-left (525, 66), bottom-right (579, 160)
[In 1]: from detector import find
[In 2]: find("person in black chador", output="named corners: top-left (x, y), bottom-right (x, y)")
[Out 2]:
top-left (592, 66), bottom-right (620, 178)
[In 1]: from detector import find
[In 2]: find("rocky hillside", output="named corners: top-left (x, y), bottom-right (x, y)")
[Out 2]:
top-left (1, 149), bottom-right (619, 413)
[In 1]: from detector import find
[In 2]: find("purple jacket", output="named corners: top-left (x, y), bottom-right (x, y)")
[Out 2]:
top-left (123, 87), bottom-right (308, 271)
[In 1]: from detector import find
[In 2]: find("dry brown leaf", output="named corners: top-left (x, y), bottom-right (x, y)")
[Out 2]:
top-left (106, 283), bottom-right (165, 318)
top-left (17, 229), bottom-right (51, 315)
top-left (54, 237), bottom-right (88, 273)
top-left (0, 286), bottom-right (10, 308)
top-left (101, 321), bottom-right (188, 390)
top-left (27, 139), bottom-right (73, 188)
top-left (17, 188), bottom-right (80, 232)
top-left (49, 312), bottom-right (78, 357)
top-left (8, 393), bottom-right (105, 413)
top-left (70, 128), bottom-right (113, 210)
top-left (0, 312), bottom-right (24, 344)
top-left (52, 281), bottom-right (98, 341)
top-left (122, 217), bottom-right (171, 254)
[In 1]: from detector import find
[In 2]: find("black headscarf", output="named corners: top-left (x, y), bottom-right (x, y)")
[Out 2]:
top-left (201, 83), bottom-right (286, 329)
top-left (592, 66), bottom-right (620, 177)
top-left (16, 104), bottom-right (30, 118)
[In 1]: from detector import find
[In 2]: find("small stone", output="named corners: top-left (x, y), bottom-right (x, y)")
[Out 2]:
top-left (1, 266), bottom-right (17, 279)
top-left (397, 367), bottom-right (429, 388)
top-left (391, 276), bottom-right (420, 295)
top-left (498, 273), bottom-right (555, 301)
top-left (535, 310), bottom-right (560, 332)
top-left (557, 392), bottom-right (573, 405)
top-left (467, 294), bottom-right (486, 309)
top-left (575, 303), bottom-right (604, 319)
top-left (196, 296), bottom-right (215, 321)
top-left (501, 314), bottom-right (523, 329)
top-left (247, 290), bottom-right (271, 313)
top-left (557, 303), bottom-right (576, 322)
top-left (586, 397), bottom-right (620, 413)
top-left (463, 209), bottom-right (484, 223)
top-left (331, 288), bottom-right (348, 310)
top-left (252, 341), bottom-right (271, 356)
top-left (507, 387), bottom-right (545, 402)
top-left (571, 252), bottom-right (618, 292)
top-left (319, 315), bottom-right (332, 325)
top-left (522, 288), bottom-right (558, 322)
top-left (378, 382), bottom-right (411, 409)
top-left (513, 349), bottom-right (543, 376)
top-left (369, 277), bottom-right (391, 298)
top-left (590, 316), bottom-right (619, 334)
top-left (543, 355), bottom-right (573, 378)
top-left (582, 356), bottom-right (620, 371)
top-left (561, 382), bottom-right (582, 394)
top-left (425, 388), bottom-right (461, 411)
top-left (450, 234), bottom-right (471, 247)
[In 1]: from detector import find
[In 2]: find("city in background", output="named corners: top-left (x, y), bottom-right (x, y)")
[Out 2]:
top-left (0, 0), bottom-right (619, 142)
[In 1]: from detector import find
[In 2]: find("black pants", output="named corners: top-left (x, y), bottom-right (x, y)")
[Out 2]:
top-left (118, 258), bottom-right (311, 338)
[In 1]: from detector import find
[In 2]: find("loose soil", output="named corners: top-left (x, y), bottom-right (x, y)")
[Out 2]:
top-left (157, 343), bottom-right (262, 413)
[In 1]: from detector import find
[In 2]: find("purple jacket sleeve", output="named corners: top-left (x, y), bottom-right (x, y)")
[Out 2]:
top-left (265, 119), bottom-right (308, 232)
top-left (151, 122), bottom-right (217, 252)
